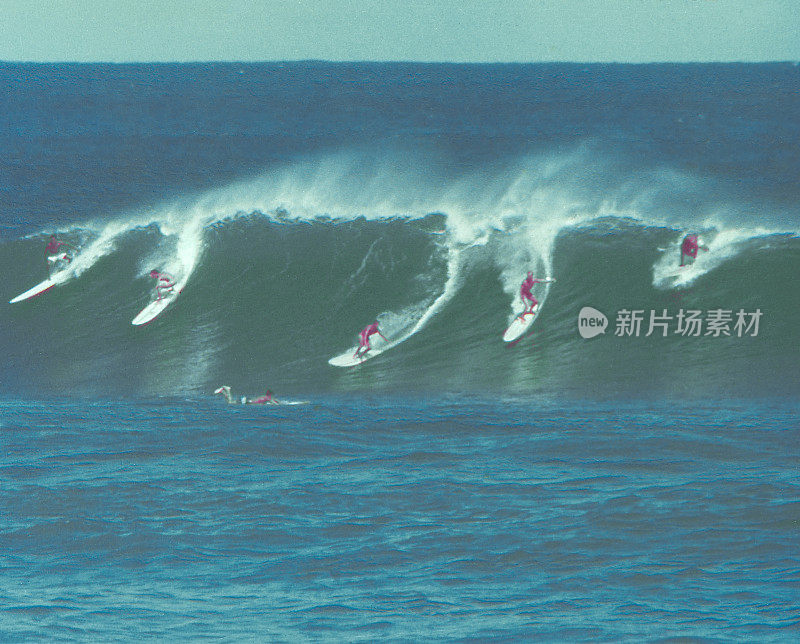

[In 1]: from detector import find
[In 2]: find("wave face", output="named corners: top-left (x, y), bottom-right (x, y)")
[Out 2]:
top-left (1, 215), bottom-right (797, 398)
top-left (1, 62), bottom-right (798, 398)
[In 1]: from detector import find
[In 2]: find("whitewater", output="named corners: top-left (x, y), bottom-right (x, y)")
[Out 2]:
top-left (2, 144), bottom-right (797, 396)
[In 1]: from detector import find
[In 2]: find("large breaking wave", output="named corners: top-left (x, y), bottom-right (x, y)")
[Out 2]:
top-left (1, 147), bottom-right (797, 398)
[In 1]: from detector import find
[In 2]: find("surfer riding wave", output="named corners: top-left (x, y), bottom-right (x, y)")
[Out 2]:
top-left (149, 270), bottom-right (176, 301)
top-left (354, 321), bottom-right (387, 358)
top-left (45, 235), bottom-right (74, 276)
top-left (519, 272), bottom-right (555, 316)
top-left (680, 234), bottom-right (709, 267)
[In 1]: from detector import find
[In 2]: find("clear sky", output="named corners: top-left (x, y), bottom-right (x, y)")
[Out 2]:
top-left (2, 0), bottom-right (798, 63)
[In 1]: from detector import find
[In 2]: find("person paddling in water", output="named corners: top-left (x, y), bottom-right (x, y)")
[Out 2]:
top-left (44, 235), bottom-right (73, 276)
top-left (249, 391), bottom-right (277, 405)
top-left (519, 272), bottom-right (555, 316)
top-left (679, 233), bottom-right (708, 267)
top-left (214, 386), bottom-right (279, 405)
top-left (354, 321), bottom-right (387, 358)
top-left (149, 270), bottom-right (175, 301)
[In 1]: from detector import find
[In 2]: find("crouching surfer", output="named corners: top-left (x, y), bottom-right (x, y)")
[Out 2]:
top-left (149, 270), bottom-right (176, 301)
top-left (680, 234), bottom-right (708, 267)
top-left (214, 386), bottom-right (280, 405)
top-left (354, 321), bottom-right (387, 359)
top-left (45, 235), bottom-right (75, 277)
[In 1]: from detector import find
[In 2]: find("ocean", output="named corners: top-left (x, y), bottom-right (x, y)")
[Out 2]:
top-left (1, 62), bottom-right (798, 640)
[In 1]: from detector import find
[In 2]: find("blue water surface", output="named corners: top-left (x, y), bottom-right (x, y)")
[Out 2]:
top-left (1, 396), bottom-right (797, 640)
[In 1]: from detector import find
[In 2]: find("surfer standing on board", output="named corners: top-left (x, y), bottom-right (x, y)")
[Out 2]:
top-left (519, 272), bottom-right (554, 315)
top-left (45, 235), bottom-right (73, 276)
top-left (679, 234), bottom-right (708, 267)
top-left (354, 321), bottom-right (387, 358)
top-left (149, 270), bottom-right (175, 301)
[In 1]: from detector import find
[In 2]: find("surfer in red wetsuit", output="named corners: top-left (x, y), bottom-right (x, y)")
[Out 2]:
top-left (45, 235), bottom-right (65, 257)
top-left (354, 321), bottom-right (387, 358)
top-left (214, 386), bottom-right (279, 405)
top-left (44, 235), bottom-right (73, 276)
top-left (149, 270), bottom-right (175, 301)
top-left (519, 273), bottom-right (554, 315)
top-left (679, 234), bottom-right (708, 266)
top-left (249, 391), bottom-right (278, 405)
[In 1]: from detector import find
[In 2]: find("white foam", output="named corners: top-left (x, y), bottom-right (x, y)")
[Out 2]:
top-left (137, 212), bottom-right (205, 293)
top-left (652, 226), bottom-right (774, 289)
top-left (49, 220), bottom-right (127, 280)
top-left (334, 245), bottom-right (463, 359)
top-left (36, 143), bottom-right (797, 326)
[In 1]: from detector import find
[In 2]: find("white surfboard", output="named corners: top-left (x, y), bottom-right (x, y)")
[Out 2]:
top-left (329, 334), bottom-right (393, 367)
top-left (329, 346), bottom-right (387, 367)
top-left (244, 399), bottom-right (310, 406)
top-left (215, 386), bottom-right (309, 406)
top-left (9, 259), bottom-right (73, 304)
top-left (132, 292), bottom-right (179, 326)
top-left (503, 304), bottom-right (539, 342)
top-left (10, 277), bottom-right (59, 303)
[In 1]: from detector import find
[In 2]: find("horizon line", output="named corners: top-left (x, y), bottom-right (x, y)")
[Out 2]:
top-left (2, 58), bottom-right (797, 65)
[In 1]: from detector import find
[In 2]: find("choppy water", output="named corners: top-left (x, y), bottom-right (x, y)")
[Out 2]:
top-left (2, 397), bottom-right (798, 640)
